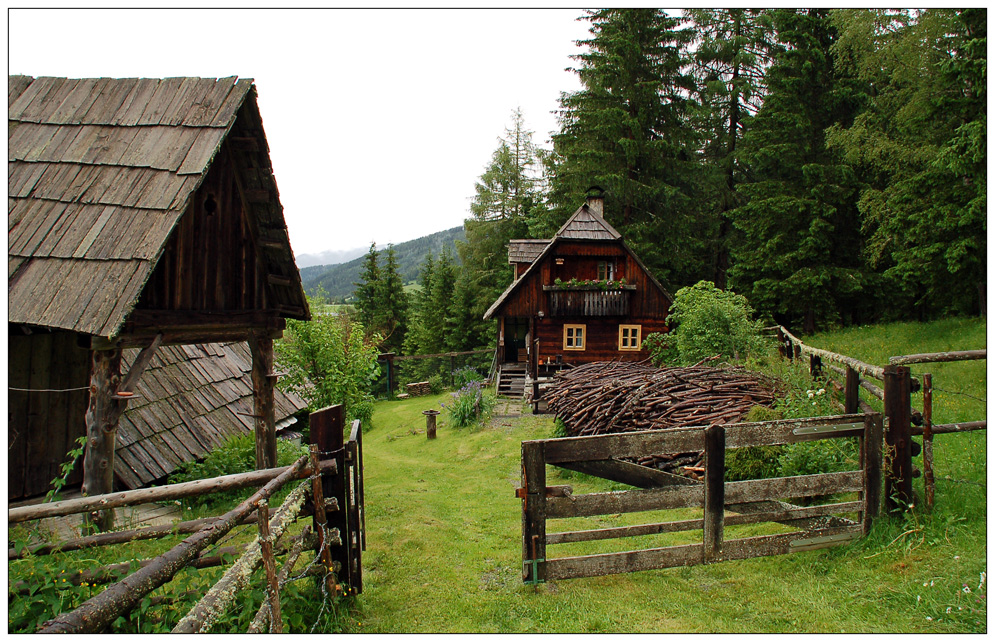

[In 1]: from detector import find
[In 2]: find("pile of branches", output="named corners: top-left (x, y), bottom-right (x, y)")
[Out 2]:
top-left (544, 360), bottom-right (783, 480)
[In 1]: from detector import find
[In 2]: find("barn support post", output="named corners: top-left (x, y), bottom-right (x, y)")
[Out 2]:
top-left (883, 365), bottom-right (913, 511)
top-left (82, 348), bottom-right (124, 531)
top-left (249, 333), bottom-right (277, 470)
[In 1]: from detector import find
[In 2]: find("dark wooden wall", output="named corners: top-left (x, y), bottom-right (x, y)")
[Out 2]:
top-left (137, 140), bottom-right (265, 313)
top-left (8, 330), bottom-right (90, 500)
top-left (497, 240), bottom-right (671, 320)
top-left (534, 317), bottom-right (668, 365)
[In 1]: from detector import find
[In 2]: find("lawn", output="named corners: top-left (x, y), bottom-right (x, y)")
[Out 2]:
top-left (344, 317), bottom-right (986, 633)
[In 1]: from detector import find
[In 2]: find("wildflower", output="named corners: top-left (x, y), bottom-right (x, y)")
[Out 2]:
top-left (963, 585), bottom-right (971, 593)
top-left (980, 572), bottom-right (986, 590)
top-left (946, 607), bottom-right (952, 614)
top-left (926, 616), bottom-right (933, 621)
top-left (817, 388), bottom-right (825, 395)
top-left (807, 391), bottom-right (815, 399)
top-left (917, 595), bottom-right (922, 603)
top-left (955, 556), bottom-right (960, 560)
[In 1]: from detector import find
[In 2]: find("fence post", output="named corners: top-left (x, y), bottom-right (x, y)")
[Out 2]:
top-left (809, 354), bottom-right (822, 379)
top-left (793, 343), bottom-right (801, 360)
top-left (922, 373), bottom-right (935, 509)
top-left (862, 413), bottom-right (883, 535)
top-left (310, 404), bottom-right (346, 594)
top-left (703, 424), bottom-right (725, 563)
top-left (844, 367), bottom-right (860, 414)
top-left (883, 365), bottom-right (913, 510)
top-left (521, 441), bottom-right (547, 585)
top-left (776, 327), bottom-right (786, 358)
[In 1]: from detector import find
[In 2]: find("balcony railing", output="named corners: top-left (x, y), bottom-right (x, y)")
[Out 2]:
top-left (543, 285), bottom-right (635, 317)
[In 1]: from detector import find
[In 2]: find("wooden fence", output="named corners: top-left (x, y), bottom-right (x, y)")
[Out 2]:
top-left (519, 413), bottom-right (882, 583)
top-left (10, 404), bottom-right (364, 633)
top-left (775, 327), bottom-right (985, 509)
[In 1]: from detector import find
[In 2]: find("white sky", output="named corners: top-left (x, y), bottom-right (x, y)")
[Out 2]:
top-left (7, 7), bottom-right (591, 258)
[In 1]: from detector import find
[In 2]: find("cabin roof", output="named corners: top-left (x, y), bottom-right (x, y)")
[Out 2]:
top-left (115, 341), bottom-right (306, 488)
top-left (507, 239), bottom-right (551, 264)
top-left (7, 75), bottom-right (308, 338)
top-left (484, 201), bottom-right (669, 320)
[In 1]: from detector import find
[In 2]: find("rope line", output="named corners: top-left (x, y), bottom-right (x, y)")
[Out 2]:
top-left (9, 385), bottom-right (90, 393)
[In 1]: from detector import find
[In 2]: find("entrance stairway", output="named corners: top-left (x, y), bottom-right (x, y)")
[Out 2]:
top-left (496, 363), bottom-right (527, 398)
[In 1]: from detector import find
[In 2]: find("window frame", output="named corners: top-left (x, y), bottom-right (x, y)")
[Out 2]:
top-left (597, 260), bottom-right (616, 281)
top-left (618, 324), bottom-right (642, 351)
top-left (563, 324), bottom-right (587, 351)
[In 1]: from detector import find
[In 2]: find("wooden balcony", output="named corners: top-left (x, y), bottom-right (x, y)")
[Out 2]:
top-left (543, 285), bottom-right (635, 317)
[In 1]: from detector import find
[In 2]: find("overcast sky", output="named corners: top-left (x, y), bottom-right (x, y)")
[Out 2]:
top-left (8, 7), bottom-right (591, 261)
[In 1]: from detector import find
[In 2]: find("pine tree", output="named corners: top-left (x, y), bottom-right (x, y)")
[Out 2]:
top-left (354, 242), bottom-right (382, 332)
top-left (827, 9), bottom-right (986, 317)
top-left (686, 9), bottom-right (776, 287)
top-left (547, 8), bottom-right (707, 285)
top-left (727, 8), bottom-right (870, 332)
top-left (379, 244), bottom-right (408, 353)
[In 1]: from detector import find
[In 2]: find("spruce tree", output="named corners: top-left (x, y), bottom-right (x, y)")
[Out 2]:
top-left (547, 8), bottom-right (707, 286)
top-left (827, 9), bottom-right (986, 317)
top-left (727, 8), bottom-right (870, 332)
top-left (379, 244), bottom-right (409, 353)
top-left (354, 242), bottom-right (382, 332)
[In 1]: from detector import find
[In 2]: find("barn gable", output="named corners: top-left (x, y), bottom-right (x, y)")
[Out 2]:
top-left (8, 75), bottom-right (308, 340)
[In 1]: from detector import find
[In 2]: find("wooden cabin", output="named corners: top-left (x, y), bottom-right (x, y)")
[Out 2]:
top-left (484, 193), bottom-right (673, 397)
top-left (8, 76), bottom-right (310, 508)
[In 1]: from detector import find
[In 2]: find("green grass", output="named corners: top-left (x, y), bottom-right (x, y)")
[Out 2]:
top-left (8, 318), bottom-right (985, 633)
top-left (347, 317), bottom-right (986, 633)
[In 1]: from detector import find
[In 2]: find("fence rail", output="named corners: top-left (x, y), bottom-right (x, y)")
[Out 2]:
top-left (519, 413), bottom-right (882, 584)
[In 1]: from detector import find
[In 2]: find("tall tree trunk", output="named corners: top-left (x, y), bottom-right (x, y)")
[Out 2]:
top-left (82, 349), bottom-right (124, 532)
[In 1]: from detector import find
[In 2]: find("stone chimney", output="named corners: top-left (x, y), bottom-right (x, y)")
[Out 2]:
top-left (585, 187), bottom-right (605, 218)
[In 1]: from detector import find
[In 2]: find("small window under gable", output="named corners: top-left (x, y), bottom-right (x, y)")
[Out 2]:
top-left (564, 324), bottom-right (586, 351)
top-left (619, 324), bottom-right (641, 351)
top-left (597, 260), bottom-right (616, 281)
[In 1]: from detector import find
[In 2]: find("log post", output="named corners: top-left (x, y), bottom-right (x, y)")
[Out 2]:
top-left (423, 410), bottom-right (439, 439)
top-left (311, 404), bottom-right (346, 594)
top-left (809, 354), bottom-right (822, 379)
top-left (256, 500), bottom-right (283, 633)
top-left (862, 413), bottom-right (883, 535)
top-left (703, 424), bottom-right (725, 562)
top-left (776, 327), bottom-right (786, 358)
top-left (309, 445), bottom-right (337, 597)
top-left (249, 334), bottom-right (277, 469)
top-left (883, 365), bottom-right (913, 510)
top-left (844, 367), bottom-right (860, 414)
top-left (922, 373), bottom-right (935, 509)
top-left (82, 348), bottom-right (124, 531)
top-left (521, 441), bottom-right (546, 585)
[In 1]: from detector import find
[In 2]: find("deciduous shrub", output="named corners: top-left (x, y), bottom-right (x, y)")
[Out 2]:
top-left (644, 280), bottom-right (770, 366)
top-left (276, 291), bottom-right (381, 426)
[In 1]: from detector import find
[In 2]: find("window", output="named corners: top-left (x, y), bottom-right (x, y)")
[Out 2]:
top-left (563, 324), bottom-right (586, 350)
top-left (597, 260), bottom-right (616, 281)
top-left (619, 325), bottom-right (642, 351)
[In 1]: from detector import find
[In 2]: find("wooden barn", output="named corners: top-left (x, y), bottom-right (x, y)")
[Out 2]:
top-left (484, 192), bottom-right (673, 397)
top-left (8, 76), bottom-right (310, 512)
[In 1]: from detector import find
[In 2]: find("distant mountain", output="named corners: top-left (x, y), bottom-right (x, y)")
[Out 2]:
top-left (295, 247), bottom-right (367, 269)
top-left (300, 226), bottom-right (466, 300)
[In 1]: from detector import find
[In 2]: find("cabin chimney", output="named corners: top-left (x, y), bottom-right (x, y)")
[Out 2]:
top-left (585, 187), bottom-right (605, 218)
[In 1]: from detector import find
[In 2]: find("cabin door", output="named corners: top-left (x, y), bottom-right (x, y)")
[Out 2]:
top-left (504, 318), bottom-right (529, 363)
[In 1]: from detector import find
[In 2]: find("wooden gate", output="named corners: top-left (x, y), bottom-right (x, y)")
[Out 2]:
top-left (519, 413), bottom-right (882, 583)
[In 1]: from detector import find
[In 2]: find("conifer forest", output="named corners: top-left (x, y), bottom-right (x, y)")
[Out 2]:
top-left (354, 8), bottom-right (985, 355)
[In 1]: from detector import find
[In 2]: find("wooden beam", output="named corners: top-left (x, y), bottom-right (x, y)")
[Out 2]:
top-left (889, 349), bottom-right (986, 365)
top-left (118, 333), bottom-right (162, 394)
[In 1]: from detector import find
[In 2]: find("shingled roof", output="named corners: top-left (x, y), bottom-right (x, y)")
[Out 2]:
top-left (116, 341), bottom-right (307, 488)
top-left (8, 75), bottom-right (307, 338)
top-left (507, 239), bottom-right (550, 265)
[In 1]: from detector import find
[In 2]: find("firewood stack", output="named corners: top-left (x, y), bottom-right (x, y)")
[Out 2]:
top-left (544, 360), bottom-right (783, 480)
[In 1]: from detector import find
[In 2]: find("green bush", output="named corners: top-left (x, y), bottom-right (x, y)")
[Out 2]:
top-left (428, 374), bottom-right (445, 395)
top-left (725, 445), bottom-right (786, 481)
top-left (778, 438), bottom-right (859, 479)
top-left (452, 365), bottom-right (484, 389)
top-left (645, 280), bottom-right (771, 366)
top-left (442, 381), bottom-right (494, 429)
top-left (168, 433), bottom-right (307, 508)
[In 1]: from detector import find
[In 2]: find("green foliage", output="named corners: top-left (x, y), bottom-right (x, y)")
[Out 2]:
top-left (441, 381), bottom-right (494, 429)
top-left (645, 280), bottom-right (769, 366)
top-left (452, 365), bottom-right (484, 389)
top-left (45, 435), bottom-right (87, 503)
top-left (168, 433), bottom-right (307, 508)
top-left (354, 243), bottom-right (409, 352)
top-left (276, 291), bottom-right (382, 425)
top-left (725, 445), bottom-right (785, 481)
top-left (778, 438), bottom-right (859, 479)
top-left (428, 375), bottom-right (444, 396)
